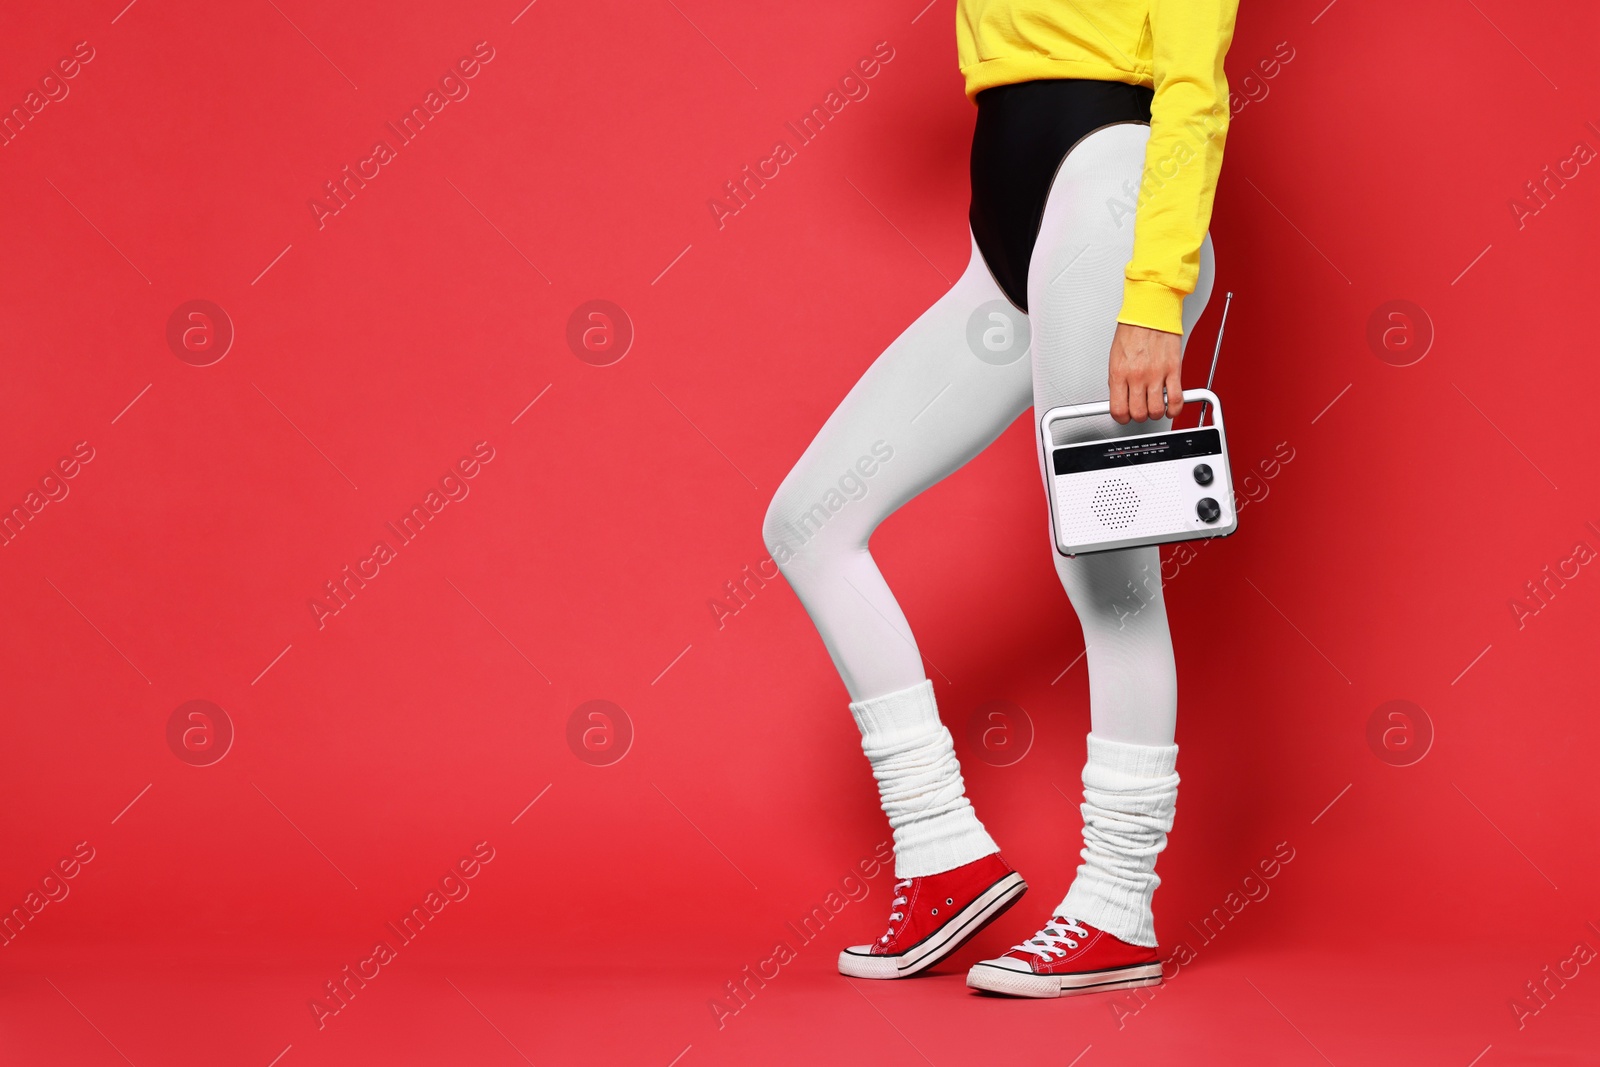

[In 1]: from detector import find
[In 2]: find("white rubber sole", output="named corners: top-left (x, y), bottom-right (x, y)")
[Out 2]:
top-left (838, 872), bottom-right (1027, 979)
top-left (966, 960), bottom-right (1162, 999)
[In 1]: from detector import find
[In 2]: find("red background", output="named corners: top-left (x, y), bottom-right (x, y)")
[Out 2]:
top-left (2, 0), bottom-right (1598, 1064)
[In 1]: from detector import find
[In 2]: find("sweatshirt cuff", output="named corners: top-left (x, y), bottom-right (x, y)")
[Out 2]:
top-left (1117, 278), bottom-right (1187, 336)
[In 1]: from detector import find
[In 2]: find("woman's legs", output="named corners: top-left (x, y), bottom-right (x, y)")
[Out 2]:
top-left (766, 121), bottom-right (1215, 922)
top-left (763, 233), bottom-right (1032, 877)
top-left (1026, 123), bottom-right (1216, 946)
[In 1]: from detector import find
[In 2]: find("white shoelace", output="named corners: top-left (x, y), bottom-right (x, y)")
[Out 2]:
top-left (879, 879), bottom-right (913, 944)
top-left (1011, 917), bottom-right (1089, 960)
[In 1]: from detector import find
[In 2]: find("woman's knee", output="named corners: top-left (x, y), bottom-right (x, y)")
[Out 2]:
top-left (761, 480), bottom-right (806, 568)
top-left (762, 473), bottom-right (849, 574)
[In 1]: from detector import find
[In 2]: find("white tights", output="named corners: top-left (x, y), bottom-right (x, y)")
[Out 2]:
top-left (763, 125), bottom-right (1215, 943)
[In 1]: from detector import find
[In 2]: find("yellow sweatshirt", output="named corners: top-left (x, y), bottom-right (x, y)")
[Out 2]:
top-left (957, 0), bottom-right (1239, 334)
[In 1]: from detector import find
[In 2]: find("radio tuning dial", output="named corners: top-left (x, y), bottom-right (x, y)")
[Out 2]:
top-left (1193, 463), bottom-right (1214, 486)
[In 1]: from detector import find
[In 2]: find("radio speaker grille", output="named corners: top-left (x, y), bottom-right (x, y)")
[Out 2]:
top-left (1089, 479), bottom-right (1140, 528)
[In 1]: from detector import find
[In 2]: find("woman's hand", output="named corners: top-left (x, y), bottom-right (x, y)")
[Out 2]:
top-left (1108, 322), bottom-right (1184, 423)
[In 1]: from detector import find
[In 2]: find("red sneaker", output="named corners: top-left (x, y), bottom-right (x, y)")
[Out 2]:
top-left (966, 915), bottom-right (1161, 998)
top-left (839, 854), bottom-right (1026, 979)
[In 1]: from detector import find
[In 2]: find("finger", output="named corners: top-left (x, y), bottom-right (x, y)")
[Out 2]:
top-left (1127, 377), bottom-right (1150, 422)
top-left (1164, 368), bottom-right (1184, 420)
top-left (1145, 381), bottom-right (1167, 423)
top-left (1108, 374), bottom-right (1129, 424)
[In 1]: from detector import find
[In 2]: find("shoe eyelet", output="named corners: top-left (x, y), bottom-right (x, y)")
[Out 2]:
top-left (931, 907), bottom-right (939, 916)
top-left (945, 898), bottom-right (954, 906)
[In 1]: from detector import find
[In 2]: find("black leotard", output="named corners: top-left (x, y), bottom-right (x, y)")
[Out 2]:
top-left (968, 79), bottom-right (1155, 313)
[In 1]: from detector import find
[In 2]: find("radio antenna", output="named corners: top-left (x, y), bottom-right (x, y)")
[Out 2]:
top-left (1197, 291), bottom-right (1233, 428)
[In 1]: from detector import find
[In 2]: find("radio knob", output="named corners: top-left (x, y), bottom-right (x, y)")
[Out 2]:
top-left (1196, 497), bottom-right (1221, 524)
top-left (1193, 463), bottom-right (1214, 486)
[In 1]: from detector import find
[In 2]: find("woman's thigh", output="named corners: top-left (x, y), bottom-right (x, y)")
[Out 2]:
top-left (764, 231), bottom-right (1035, 568)
top-left (1026, 121), bottom-right (1217, 479)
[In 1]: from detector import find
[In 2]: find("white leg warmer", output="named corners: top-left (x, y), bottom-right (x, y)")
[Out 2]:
top-left (1058, 733), bottom-right (1180, 947)
top-left (849, 680), bottom-right (1000, 878)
